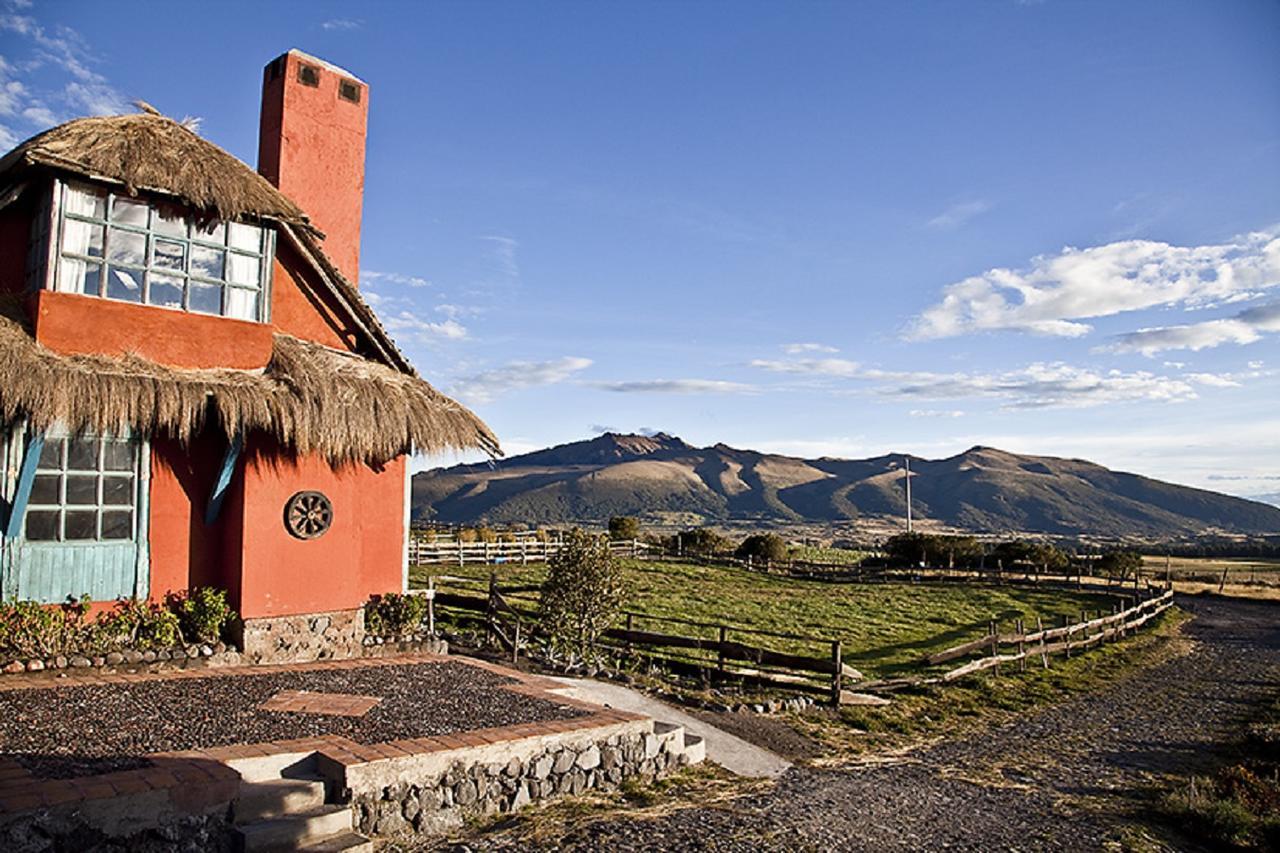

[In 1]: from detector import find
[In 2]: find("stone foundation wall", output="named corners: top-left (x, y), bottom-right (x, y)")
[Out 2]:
top-left (237, 609), bottom-right (365, 665)
top-left (352, 728), bottom-right (690, 838)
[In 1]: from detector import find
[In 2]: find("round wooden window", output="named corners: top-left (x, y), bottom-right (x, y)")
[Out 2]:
top-left (285, 491), bottom-right (333, 539)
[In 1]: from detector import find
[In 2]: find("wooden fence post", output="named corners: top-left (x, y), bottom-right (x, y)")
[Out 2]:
top-left (989, 619), bottom-right (1000, 676)
top-left (831, 639), bottom-right (843, 706)
top-left (512, 618), bottom-right (521, 665)
top-left (486, 571), bottom-right (498, 647)
top-left (1037, 616), bottom-right (1048, 669)
top-left (1062, 614), bottom-right (1071, 659)
top-left (626, 612), bottom-right (634, 657)
top-left (717, 625), bottom-right (728, 683)
top-left (1017, 618), bottom-right (1025, 672)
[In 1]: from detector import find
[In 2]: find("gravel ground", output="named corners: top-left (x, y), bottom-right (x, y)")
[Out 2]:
top-left (0, 661), bottom-right (587, 779)
top-left (450, 595), bottom-right (1280, 852)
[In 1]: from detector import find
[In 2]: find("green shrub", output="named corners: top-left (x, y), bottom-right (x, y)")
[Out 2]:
top-left (365, 592), bottom-right (430, 636)
top-left (97, 598), bottom-right (182, 650)
top-left (608, 516), bottom-right (641, 541)
top-left (0, 597), bottom-right (89, 659)
top-left (735, 533), bottom-right (789, 563)
top-left (170, 587), bottom-right (235, 645)
top-left (539, 528), bottom-right (627, 658)
top-left (671, 527), bottom-right (729, 556)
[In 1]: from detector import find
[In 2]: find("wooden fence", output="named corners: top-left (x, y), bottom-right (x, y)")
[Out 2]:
top-left (900, 587), bottom-right (1175, 687)
top-left (414, 574), bottom-right (852, 703)
top-left (407, 537), bottom-right (652, 566)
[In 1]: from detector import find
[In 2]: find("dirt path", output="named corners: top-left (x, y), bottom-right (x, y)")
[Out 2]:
top-left (454, 596), bottom-right (1280, 851)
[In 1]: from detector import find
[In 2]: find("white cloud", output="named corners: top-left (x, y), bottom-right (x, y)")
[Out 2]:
top-left (0, 12), bottom-right (128, 131)
top-left (909, 409), bottom-right (965, 418)
top-left (480, 235), bottom-right (520, 279)
top-left (382, 311), bottom-right (468, 344)
top-left (927, 199), bottom-right (991, 230)
top-left (321, 18), bottom-right (363, 31)
top-left (1249, 360), bottom-right (1265, 369)
top-left (782, 342), bottom-right (838, 354)
top-left (908, 228), bottom-right (1280, 340)
top-left (1185, 373), bottom-right (1241, 388)
top-left (1103, 301), bottom-right (1280, 355)
top-left (751, 355), bottom-right (1216, 409)
top-left (750, 357), bottom-right (862, 378)
top-left (452, 357), bottom-right (592, 404)
top-left (361, 270), bottom-right (431, 288)
top-left (592, 379), bottom-right (755, 394)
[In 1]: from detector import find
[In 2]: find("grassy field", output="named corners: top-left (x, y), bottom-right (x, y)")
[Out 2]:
top-left (412, 558), bottom-right (1116, 677)
top-left (787, 546), bottom-right (870, 565)
top-left (1142, 555), bottom-right (1280, 582)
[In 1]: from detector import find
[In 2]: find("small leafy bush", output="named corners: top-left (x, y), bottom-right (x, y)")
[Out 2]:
top-left (97, 598), bottom-right (182, 650)
top-left (365, 592), bottom-right (430, 636)
top-left (170, 587), bottom-right (235, 645)
top-left (539, 528), bottom-right (627, 659)
top-left (735, 533), bottom-right (789, 563)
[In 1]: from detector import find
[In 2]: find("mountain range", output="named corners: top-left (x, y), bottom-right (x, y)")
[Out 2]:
top-left (411, 433), bottom-right (1280, 538)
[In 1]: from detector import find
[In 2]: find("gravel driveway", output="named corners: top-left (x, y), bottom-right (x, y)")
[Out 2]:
top-left (454, 596), bottom-right (1280, 852)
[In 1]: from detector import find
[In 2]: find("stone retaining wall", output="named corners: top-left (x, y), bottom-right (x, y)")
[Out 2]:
top-left (350, 725), bottom-right (692, 838)
top-left (237, 608), bottom-right (364, 665)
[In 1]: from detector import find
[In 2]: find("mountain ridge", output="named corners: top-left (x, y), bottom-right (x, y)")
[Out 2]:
top-left (412, 433), bottom-right (1280, 537)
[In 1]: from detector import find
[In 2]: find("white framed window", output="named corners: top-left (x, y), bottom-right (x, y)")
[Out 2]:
top-left (24, 433), bottom-right (140, 543)
top-left (51, 181), bottom-right (274, 322)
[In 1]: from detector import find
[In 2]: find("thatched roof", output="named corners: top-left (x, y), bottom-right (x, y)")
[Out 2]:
top-left (0, 304), bottom-right (499, 465)
top-left (0, 110), bottom-right (312, 230)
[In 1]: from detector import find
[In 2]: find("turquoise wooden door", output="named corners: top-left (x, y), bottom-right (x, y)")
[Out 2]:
top-left (3, 431), bottom-right (149, 604)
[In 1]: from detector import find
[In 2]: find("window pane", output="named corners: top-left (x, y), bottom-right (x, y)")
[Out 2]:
top-left (57, 257), bottom-right (100, 295)
top-left (191, 245), bottom-right (225, 280)
top-left (37, 440), bottom-right (63, 470)
top-left (102, 475), bottom-right (133, 506)
top-left (111, 196), bottom-right (148, 228)
top-left (226, 287), bottom-right (259, 321)
top-left (30, 474), bottom-right (60, 505)
top-left (153, 239), bottom-right (186, 271)
top-left (154, 209), bottom-right (186, 238)
top-left (66, 437), bottom-right (98, 470)
top-left (101, 511), bottom-right (133, 541)
top-left (107, 228), bottom-right (146, 266)
top-left (226, 253), bottom-right (260, 286)
top-left (106, 266), bottom-right (145, 303)
top-left (25, 510), bottom-right (60, 541)
top-left (63, 219), bottom-right (104, 258)
top-left (189, 281), bottom-right (222, 315)
top-left (64, 510), bottom-right (97, 541)
top-left (228, 222), bottom-right (261, 252)
top-left (148, 273), bottom-right (185, 309)
top-left (66, 475), bottom-right (98, 505)
top-left (65, 186), bottom-right (106, 219)
top-left (192, 221), bottom-right (225, 244)
top-left (102, 441), bottom-right (134, 471)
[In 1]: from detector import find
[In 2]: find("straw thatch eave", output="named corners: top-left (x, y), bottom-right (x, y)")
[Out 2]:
top-left (0, 111), bottom-right (314, 232)
top-left (0, 304), bottom-right (499, 465)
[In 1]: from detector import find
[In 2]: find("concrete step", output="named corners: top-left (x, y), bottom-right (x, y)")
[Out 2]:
top-left (653, 720), bottom-right (686, 753)
top-left (226, 751), bottom-right (318, 784)
top-left (236, 804), bottom-right (353, 853)
top-left (234, 777), bottom-right (328, 824)
top-left (297, 831), bottom-right (374, 853)
top-left (681, 734), bottom-right (706, 765)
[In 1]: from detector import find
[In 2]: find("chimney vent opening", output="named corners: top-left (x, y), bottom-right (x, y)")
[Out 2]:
top-left (297, 63), bottom-right (321, 87)
top-left (267, 56), bottom-right (285, 81)
top-left (338, 80), bottom-right (362, 104)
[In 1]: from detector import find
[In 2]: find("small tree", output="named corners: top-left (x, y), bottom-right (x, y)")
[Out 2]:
top-left (1098, 549), bottom-right (1143, 581)
top-left (672, 527), bottom-right (729, 556)
top-left (539, 528), bottom-right (627, 659)
top-left (607, 515), bottom-right (641, 541)
top-left (735, 533), bottom-right (788, 563)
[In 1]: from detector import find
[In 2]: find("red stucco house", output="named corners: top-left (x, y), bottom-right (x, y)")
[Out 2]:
top-left (0, 50), bottom-right (498, 662)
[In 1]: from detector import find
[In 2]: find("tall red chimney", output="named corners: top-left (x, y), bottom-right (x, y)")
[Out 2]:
top-left (258, 49), bottom-right (368, 285)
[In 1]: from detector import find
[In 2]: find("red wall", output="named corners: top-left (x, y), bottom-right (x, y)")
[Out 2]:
top-left (259, 51), bottom-right (368, 284)
top-left (235, 438), bottom-right (404, 619)
top-left (33, 290), bottom-right (274, 369)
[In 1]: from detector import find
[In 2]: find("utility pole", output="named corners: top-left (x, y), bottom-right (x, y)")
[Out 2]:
top-left (904, 456), bottom-right (913, 533)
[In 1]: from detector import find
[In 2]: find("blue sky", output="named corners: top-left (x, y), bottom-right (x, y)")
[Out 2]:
top-left (2, 0), bottom-right (1278, 496)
